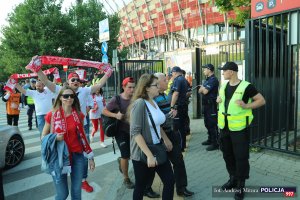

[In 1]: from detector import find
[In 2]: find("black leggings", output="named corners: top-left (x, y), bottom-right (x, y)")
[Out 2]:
top-left (132, 160), bottom-right (174, 200)
top-left (7, 114), bottom-right (19, 126)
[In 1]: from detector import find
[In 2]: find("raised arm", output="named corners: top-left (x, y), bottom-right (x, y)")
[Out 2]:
top-left (37, 70), bottom-right (56, 93)
top-left (15, 83), bottom-right (27, 95)
top-left (90, 74), bottom-right (110, 94)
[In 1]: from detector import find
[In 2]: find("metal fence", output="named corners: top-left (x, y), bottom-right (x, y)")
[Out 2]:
top-left (192, 41), bottom-right (245, 118)
top-left (117, 60), bottom-right (164, 94)
top-left (245, 10), bottom-right (300, 155)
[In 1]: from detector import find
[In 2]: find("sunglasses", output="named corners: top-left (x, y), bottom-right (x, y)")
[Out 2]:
top-left (70, 78), bottom-right (80, 83)
top-left (62, 94), bottom-right (75, 99)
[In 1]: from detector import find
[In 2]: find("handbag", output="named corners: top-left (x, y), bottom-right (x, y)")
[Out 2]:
top-left (140, 103), bottom-right (168, 165)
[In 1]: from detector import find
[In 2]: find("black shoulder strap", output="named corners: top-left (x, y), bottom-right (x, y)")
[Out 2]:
top-left (116, 95), bottom-right (121, 112)
top-left (144, 102), bottom-right (160, 141)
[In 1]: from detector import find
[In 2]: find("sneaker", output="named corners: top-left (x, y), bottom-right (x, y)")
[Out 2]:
top-left (28, 126), bottom-right (32, 130)
top-left (90, 135), bottom-right (94, 143)
top-left (81, 180), bottom-right (94, 193)
top-left (123, 178), bottom-right (135, 189)
top-left (100, 142), bottom-right (107, 148)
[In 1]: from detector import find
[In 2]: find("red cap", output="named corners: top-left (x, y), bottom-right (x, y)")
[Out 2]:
top-left (67, 72), bottom-right (80, 80)
top-left (122, 77), bottom-right (134, 86)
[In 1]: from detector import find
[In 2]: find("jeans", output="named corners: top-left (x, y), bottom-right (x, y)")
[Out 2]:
top-left (0, 169), bottom-right (4, 200)
top-left (83, 117), bottom-right (90, 180)
top-left (52, 152), bottom-right (85, 200)
top-left (37, 114), bottom-right (46, 135)
top-left (132, 160), bottom-right (174, 200)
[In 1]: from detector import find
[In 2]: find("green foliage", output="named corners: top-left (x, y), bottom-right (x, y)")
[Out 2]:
top-left (0, 0), bottom-right (127, 82)
top-left (213, 0), bottom-right (233, 13)
top-left (211, 0), bottom-right (251, 26)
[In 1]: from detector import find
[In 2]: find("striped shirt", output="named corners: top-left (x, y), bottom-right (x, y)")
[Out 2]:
top-left (154, 93), bottom-right (173, 133)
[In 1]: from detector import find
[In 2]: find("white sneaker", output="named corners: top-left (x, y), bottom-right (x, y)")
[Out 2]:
top-left (90, 135), bottom-right (94, 143)
top-left (100, 142), bottom-right (107, 148)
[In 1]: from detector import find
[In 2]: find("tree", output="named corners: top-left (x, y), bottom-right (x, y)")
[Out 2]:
top-left (0, 0), bottom-right (75, 80)
top-left (210, 0), bottom-right (250, 41)
top-left (0, 0), bottom-right (127, 81)
top-left (231, 0), bottom-right (251, 26)
top-left (67, 0), bottom-right (127, 63)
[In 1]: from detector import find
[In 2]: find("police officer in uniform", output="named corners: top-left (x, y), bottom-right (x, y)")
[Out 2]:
top-left (217, 62), bottom-right (265, 200)
top-left (198, 64), bottom-right (219, 151)
top-left (92, 73), bottom-right (100, 86)
top-left (25, 78), bottom-right (37, 130)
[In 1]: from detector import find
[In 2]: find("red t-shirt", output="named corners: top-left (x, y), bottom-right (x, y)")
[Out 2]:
top-left (45, 111), bottom-right (85, 153)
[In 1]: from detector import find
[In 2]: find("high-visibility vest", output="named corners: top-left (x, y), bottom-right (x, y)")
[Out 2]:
top-left (92, 78), bottom-right (100, 86)
top-left (26, 88), bottom-right (35, 105)
top-left (165, 80), bottom-right (173, 95)
top-left (218, 81), bottom-right (253, 131)
top-left (6, 92), bottom-right (21, 115)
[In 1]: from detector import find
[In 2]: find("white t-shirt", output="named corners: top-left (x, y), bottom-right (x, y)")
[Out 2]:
top-left (145, 100), bottom-right (166, 144)
top-left (26, 86), bottom-right (58, 115)
top-left (56, 86), bottom-right (92, 125)
top-left (89, 94), bottom-right (105, 119)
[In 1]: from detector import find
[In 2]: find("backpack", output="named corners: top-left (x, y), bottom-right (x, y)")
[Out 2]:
top-left (102, 95), bottom-right (121, 137)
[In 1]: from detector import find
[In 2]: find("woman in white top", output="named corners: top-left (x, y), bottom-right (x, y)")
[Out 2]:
top-left (89, 88), bottom-right (106, 147)
top-left (128, 74), bottom-right (174, 200)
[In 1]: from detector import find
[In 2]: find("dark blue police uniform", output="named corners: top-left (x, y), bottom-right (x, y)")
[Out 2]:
top-left (202, 74), bottom-right (219, 147)
top-left (170, 75), bottom-right (188, 151)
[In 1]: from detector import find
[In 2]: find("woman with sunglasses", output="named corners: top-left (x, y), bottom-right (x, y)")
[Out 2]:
top-left (128, 74), bottom-right (174, 200)
top-left (41, 85), bottom-right (95, 200)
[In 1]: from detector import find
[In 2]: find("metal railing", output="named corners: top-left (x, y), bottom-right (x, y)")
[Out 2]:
top-left (245, 10), bottom-right (300, 155)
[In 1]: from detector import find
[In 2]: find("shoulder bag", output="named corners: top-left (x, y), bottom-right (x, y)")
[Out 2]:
top-left (102, 95), bottom-right (121, 137)
top-left (140, 103), bottom-right (168, 165)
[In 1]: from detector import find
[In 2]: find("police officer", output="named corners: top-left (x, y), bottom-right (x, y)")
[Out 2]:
top-left (92, 73), bottom-right (100, 86)
top-left (25, 78), bottom-right (37, 130)
top-left (217, 62), bottom-right (265, 200)
top-left (198, 64), bottom-right (219, 151)
top-left (169, 66), bottom-right (189, 152)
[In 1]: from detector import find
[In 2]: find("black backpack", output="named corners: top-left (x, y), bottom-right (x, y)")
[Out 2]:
top-left (102, 95), bottom-right (121, 137)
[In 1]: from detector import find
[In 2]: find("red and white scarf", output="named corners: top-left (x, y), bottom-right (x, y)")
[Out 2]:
top-left (52, 107), bottom-right (94, 159)
top-left (26, 55), bottom-right (113, 77)
top-left (4, 67), bottom-right (61, 93)
top-left (92, 94), bottom-right (98, 113)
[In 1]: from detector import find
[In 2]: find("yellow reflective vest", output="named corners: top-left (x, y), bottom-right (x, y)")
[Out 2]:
top-left (26, 88), bottom-right (35, 105)
top-left (218, 81), bottom-right (253, 131)
top-left (92, 78), bottom-right (100, 86)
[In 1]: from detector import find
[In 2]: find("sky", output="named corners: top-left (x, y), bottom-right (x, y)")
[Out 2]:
top-left (0, 0), bottom-right (132, 40)
top-left (0, 0), bottom-right (132, 28)
top-left (0, 0), bottom-right (75, 40)
top-left (0, 0), bottom-right (74, 29)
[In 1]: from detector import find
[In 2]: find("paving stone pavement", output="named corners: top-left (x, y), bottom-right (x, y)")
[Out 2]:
top-left (107, 118), bottom-right (299, 200)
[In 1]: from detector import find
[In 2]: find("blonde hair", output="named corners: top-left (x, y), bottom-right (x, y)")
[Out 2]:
top-left (127, 73), bottom-right (158, 121)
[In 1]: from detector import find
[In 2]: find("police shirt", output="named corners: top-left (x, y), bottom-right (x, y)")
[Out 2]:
top-left (169, 75), bottom-right (188, 106)
top-left (202, 74), bottom-right (219, 102)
